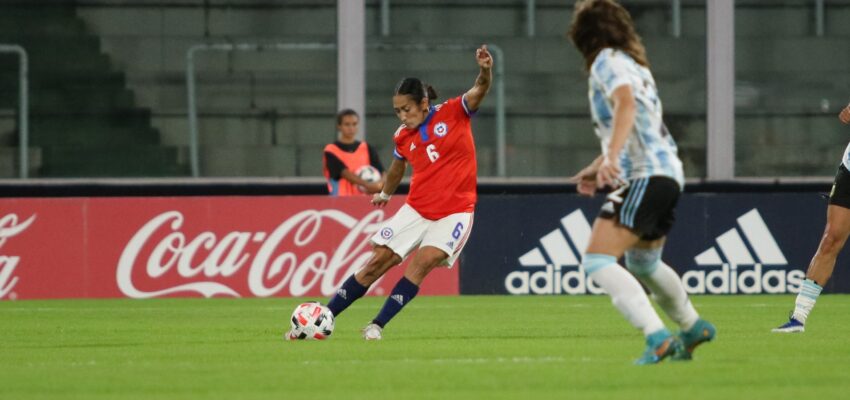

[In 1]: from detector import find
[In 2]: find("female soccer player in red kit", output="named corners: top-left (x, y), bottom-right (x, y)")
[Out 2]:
top-left (290, 45), bottom-right (492, 340)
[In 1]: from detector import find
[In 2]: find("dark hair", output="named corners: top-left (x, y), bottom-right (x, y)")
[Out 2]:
top-left (394, 77), bottom-right (438, 104)
top-left (335, 108), bottom-right (359, 125)
top-left (567, 0), bottom-right (649, 71)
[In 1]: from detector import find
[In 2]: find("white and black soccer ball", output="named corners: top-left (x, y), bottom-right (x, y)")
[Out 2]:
top-left (288, 302), bottom-right (334, 340)
top-left (355, 165), bottom-right (381, 192)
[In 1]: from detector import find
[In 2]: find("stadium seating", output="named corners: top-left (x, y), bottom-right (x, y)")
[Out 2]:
top-left (0, 2), bottom-right (188, 177)
top-left (2, 1), bottom-right (848, 177)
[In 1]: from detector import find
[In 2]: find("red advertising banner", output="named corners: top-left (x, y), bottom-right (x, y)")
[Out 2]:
top-left (0, 196), bottom-right (459, 300)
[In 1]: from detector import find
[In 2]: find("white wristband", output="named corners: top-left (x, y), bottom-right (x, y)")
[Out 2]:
top-left (377, 192), bottom-right (391, 201)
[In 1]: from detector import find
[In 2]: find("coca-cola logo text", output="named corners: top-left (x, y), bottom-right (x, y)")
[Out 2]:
top-left (0, 213), bottom-right (36, 299)
top-left (117, 209), bottom-right (386, 298)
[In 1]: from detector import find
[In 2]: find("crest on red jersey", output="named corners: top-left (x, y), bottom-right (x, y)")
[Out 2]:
top-left (434, 122), bottom-right (448, 137)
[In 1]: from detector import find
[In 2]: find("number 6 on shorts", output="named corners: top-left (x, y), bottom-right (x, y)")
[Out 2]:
top-left (452, 222), bottom-right (464, 240)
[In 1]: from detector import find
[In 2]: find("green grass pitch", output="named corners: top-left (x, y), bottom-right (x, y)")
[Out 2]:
top-left (2, 295), bottom-right (849, 399)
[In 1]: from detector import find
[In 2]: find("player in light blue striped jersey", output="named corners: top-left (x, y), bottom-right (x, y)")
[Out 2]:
top-left (588, 49), bottom-right (684, 188)
top-left (773, 101), bottom-right (850, 333)
top-left (567, 0), bottom-right (714, 364)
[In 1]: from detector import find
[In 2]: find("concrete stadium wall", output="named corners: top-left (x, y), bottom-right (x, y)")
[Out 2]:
top-left (67, 1), bottom-right (850, 178)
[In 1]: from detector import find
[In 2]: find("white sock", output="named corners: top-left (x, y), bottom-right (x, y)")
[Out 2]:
top-left (590, 263), bottom-right (666, 336)
top-left (792, 279), bottom-right (823, 324)
top-left (640, 262), bottom-right (699, 331)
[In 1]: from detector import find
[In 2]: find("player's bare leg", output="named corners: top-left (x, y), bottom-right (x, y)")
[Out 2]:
top-left (326, 245), bottom-right (402, 318)
top-left (775, 204), bottom-right (850, 332)
top-left (806, 205), bottom-right (850, 285)
top-left (402, 246), bottom-right (447, 285)
top-left (355, 246), bottom-right (404, 286)
top-left (583, 218), bottom-right (681, 364)
top-left (585, 217), bottom-right (639, 256)
top-left (363, 246), bottom-right (448, 340)
top-left (776, 106), bottom-right (850, 332)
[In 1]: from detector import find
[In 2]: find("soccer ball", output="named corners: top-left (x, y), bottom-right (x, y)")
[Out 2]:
top-left (355, 165), bottom-right (381, 192)
top-left (288, 302), bottom-right (334, 340)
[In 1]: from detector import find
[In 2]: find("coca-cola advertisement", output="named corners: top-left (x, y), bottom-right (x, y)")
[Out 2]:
top-left (0, 196), bottom-right (459, 300)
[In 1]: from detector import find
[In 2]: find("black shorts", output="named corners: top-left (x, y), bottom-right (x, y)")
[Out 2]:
top-left (829, 164), bottom-right (850, 209)
top-left (598, 176), bottom-right (681, 241)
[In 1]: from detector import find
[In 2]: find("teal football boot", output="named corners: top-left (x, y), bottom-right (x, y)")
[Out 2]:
top-left (635, 329), bottom-right (682, 365)
top-left (672, 318), bottom-right (716, 360)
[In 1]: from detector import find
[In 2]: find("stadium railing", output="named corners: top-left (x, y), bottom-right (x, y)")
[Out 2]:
top-left (0, 44), bottom-right (28, 178)
top-left (186, 41), bottom-right (507, 177)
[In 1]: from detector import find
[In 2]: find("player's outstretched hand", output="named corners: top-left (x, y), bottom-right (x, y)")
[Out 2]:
top-left (476, 45), bottom-right (493, 69)
top-left (570, 168), bottom-right (598, 197)
top-left (596, 155), bottom-right (622, 189)
top-left (575, 178), bottom-right (597, 197)
top-left (840, 103), bottom-right (850, 125)
top-left (371, 193), bottom-right (390, 208)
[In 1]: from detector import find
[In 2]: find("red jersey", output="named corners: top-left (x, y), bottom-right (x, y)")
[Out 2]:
top-left (392, 95), bottom-right (477, 220)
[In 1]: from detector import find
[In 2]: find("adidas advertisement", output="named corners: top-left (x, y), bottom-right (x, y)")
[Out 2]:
top-left (460, 193), bottom-right (850, 295)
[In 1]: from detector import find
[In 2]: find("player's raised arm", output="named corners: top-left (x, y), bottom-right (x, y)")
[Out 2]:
top-left (463, 45), bottom-right (493, 113)
top-left (371, 158), bottom-right (406, 207)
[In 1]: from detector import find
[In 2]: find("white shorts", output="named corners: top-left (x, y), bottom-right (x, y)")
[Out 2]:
top-left (371, 204), bottom-right (474, 267)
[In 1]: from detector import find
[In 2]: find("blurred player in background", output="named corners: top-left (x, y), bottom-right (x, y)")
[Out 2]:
top-left (773, 101), bottom-right (850, 333)
top-left (289, 45), bottom-right (492, 340)
top-left (323, 109), bottom-right (384, 196)
top-left (567, 0), bottom-right (715, 364)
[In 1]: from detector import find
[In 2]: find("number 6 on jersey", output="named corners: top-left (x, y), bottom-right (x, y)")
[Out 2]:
top-left (426, 144), bottom-right (440, 162)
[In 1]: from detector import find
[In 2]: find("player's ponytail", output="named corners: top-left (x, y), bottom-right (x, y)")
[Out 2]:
top-left (395, 77), bottom-right (438, 104)
top-left (424, 84), bottom-right (438, 102)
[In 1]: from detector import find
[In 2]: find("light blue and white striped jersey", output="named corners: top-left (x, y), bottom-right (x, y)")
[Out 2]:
top-left (842, 142), bottom-right (850, 170)
top-left (588, 48), bottom-right (684, 189)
